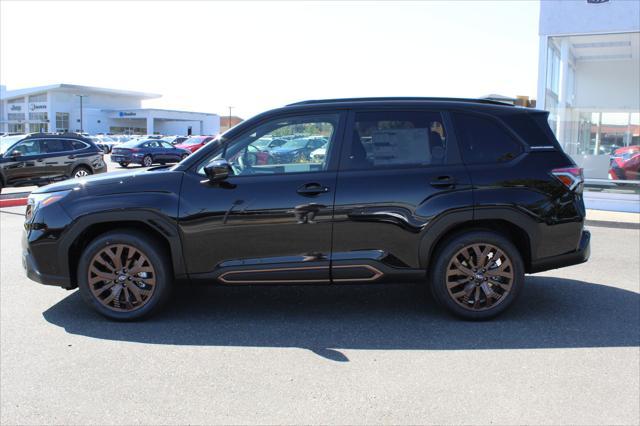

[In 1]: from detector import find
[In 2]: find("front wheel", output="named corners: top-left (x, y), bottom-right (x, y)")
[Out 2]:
top-left (429, 231), bottom-right (524, 320)
top-left (77, 230), bottom-right (172, 321)
top-left (119, 162), bottom-right (129, 168)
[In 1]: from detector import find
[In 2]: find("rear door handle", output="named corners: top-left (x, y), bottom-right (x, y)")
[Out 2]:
top-left (67, 155), bottom-right (76, 159)
top-left (430, 176), bottom-right (456, 188)
top-left (297, 183), bottom-right (330, 196)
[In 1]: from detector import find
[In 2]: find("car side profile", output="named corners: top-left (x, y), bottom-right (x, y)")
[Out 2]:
top-left (110, 139), bottom-right (190, 167)
top-left (22, 98), bottom-right (590, 321)
top-left (0, 133), bottom-right (107, 192)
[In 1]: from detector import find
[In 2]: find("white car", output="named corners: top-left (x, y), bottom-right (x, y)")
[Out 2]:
top-left (310, 146), bottom-right (326, 162)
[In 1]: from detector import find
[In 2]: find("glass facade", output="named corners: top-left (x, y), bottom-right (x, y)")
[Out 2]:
top-left (543, 32), bottom-right (640, 181)
top-left (56, 112), bottom-right (69, 132)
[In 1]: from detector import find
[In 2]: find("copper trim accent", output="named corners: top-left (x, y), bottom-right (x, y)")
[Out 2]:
top-left (218, 264), bottom-right (385, 284)
top-left (218, 266), bottom-right (330, 284)
top-left (332, 264), bottom-right (384, 282)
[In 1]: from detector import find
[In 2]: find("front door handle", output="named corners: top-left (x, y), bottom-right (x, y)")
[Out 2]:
top-left (67, 155), bottom-right (76, 159)
top-left (297, 183), bottom-right (329, 196)
top-left (430, 176), bottom-right (456, 188)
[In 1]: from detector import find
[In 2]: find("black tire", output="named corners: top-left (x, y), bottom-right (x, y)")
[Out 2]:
top-left (71, 165), bottom-right (92, 179)
top-left (77, 230), bottom-right (173, 321)
top-left (429, 230), bottom-right (524, 320)
top-left (143, 155), bottom-right (153, 167)
top-left (119, 162), bottom-right (129, 168)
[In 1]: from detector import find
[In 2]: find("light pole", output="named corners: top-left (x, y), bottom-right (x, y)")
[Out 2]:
top-left (228, 106), bottom-right (234, 131)
top-left (76, 95), bottom-right (87, 133)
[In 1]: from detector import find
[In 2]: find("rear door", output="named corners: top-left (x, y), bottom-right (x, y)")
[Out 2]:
top-left (38, 138), bottom-right (71, 180)
top-left (331, 108), bottom-right (473, 280)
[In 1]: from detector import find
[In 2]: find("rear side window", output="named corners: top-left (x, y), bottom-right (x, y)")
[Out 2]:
top-left (453, 113), bottom-right (523, 164)
top-left (39, 139), bottom-right (67, 153)
top-left (342, 110), bottom-right (448, 170)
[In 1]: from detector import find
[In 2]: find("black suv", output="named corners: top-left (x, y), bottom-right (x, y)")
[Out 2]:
top-left (1, 133), bottom-right (107, 192)
top-left (22, 98), bottom-right (590, 320)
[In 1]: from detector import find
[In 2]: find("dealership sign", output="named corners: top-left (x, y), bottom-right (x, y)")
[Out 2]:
top-left (29, 102), bottom-right (47, 112)
top-left (586, 0), bottom-right (609, 3)
top-left (9, 104), bottom-right (22, 112)
top-left (118, 111), bottom-right (136, 117)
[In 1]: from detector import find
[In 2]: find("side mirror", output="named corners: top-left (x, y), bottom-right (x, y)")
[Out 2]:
top-left (204, 159), bottom-right (231, 182)
top-left (10, 150), bottom-right (22, 159)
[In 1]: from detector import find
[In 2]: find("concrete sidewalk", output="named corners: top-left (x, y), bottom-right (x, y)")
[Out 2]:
top-left (586, 209), bottom-right (640, 229)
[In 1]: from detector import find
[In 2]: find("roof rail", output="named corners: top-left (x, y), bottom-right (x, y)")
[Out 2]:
top-left (286, 97), bottom-right (514, 107)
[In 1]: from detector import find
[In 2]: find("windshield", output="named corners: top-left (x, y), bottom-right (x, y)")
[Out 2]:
top-left (0, 135), bottom-right (26, 154)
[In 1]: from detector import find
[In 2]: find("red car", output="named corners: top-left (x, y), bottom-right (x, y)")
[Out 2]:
top-left (609, 145), bottom-right (640, 181)
top-left (174, 136), bottom-right (215, 153)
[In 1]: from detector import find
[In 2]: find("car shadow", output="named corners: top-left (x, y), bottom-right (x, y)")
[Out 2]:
top-left (42, 276), bottom-right (640, 362)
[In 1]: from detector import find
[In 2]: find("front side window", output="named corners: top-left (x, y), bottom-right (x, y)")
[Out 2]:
top-left (8, 139), bottom-right (41, 156)
top-left (198, 114), bottom-right (339, 176)
top-left (342, 110), bottom-right (448, 170)
top-left (453, 113), bottom-right (523, 164)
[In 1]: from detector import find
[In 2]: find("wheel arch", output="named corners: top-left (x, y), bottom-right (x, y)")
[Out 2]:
top-left (420, 208), bottom-right (537, 273)
top-left (61, 211), bottom-right (186, 288)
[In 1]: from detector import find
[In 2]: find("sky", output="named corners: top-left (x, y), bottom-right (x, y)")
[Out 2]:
top-left (0, 1), bottom-right (541, 119)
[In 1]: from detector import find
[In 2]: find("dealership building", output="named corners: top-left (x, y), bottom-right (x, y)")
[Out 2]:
top-left (537, 0), bottom-right (640, 179)
top-left (0, 84), bottom-right (220, 136)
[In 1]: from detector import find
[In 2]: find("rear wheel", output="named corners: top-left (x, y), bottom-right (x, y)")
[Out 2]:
top-left (143, 155), bottom-right (153, 167)
top-left (77, 230), bottom-right (172, 321)
top-left (119, 162), bottom-right (129, 168)
top-left (430, 230), bottom-right (524, 320)
top-left (72, 165), bottom-right (92, 178)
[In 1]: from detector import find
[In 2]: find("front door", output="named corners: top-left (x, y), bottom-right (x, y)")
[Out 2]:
top-left (331, 109), bottom-right (474, 281)
top-left (1, 138), bottom-right (47, 186)
top-left (179, 112), bottom-right (345, 284)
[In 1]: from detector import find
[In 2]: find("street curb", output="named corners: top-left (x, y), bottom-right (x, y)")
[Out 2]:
top-left (0, 197), bottom-right (28, 208)
top-left (586, 220), bottom-right (640, 230)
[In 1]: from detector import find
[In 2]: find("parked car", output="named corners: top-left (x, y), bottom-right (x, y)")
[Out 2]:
top-left (22, 97), bottom-right (590, 321)
top-left (110, 139), bottom-right (190, 167)
top-left (174, 136), bottom-right (216, 153)
top-left (609, 145), bottom-right (640, 181)
top-left (89, 135), bottom-right (119, 153)
top-left (268, 137), bottom-right (327, 163)
top-left (0, 133), bottom-right (106, 192)
top-left (164, 136), bottom-right (189, 145)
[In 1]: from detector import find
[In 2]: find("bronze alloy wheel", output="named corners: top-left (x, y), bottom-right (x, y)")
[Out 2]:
top-left (88, 244), bottom-right (157, 312)
top-left (445, 243), bottom-right (514, 311)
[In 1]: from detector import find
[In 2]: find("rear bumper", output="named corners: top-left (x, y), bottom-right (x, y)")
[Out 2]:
top-left (530, 229), bottom-right (591, 273)
top-left (111, 155), bottom-right (142, 164)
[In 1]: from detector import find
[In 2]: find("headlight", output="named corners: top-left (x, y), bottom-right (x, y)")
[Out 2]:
top-left (26, 190), bottom-right (71, 221)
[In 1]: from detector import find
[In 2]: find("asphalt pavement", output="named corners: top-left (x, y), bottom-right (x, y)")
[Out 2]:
top-left (1, 205), bottom-right (639, 425)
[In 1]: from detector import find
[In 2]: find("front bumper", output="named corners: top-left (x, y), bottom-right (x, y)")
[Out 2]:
top-left (22, 229), bottom-right (72, 288)
top-left (530, 229), bottom-right (591, 273)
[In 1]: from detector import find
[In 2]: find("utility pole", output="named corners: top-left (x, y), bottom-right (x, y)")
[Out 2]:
top-left (76, 95), bottom-right (87, 133)
top-left (228, 106), bottom-right (234, 131)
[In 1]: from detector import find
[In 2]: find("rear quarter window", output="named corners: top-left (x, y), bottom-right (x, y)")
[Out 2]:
top-left (452, 113), bottom-right (523, 165)
top-left (499, 112), bottom-right (561, 149)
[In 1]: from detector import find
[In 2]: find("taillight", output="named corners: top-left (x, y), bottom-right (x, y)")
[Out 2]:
top-left (551, 167), bottom-right (583, 191)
